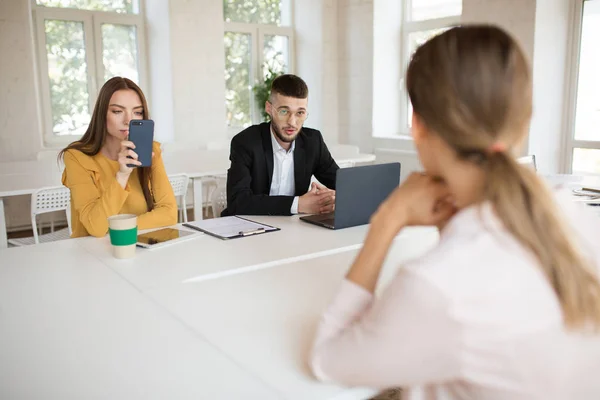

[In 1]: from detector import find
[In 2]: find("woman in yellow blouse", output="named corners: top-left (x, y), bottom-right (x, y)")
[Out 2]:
top-left (60, 77), bottom-right (177, 238)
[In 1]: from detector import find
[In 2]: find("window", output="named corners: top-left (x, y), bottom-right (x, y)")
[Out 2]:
top-left (33, 0), bottom-right (147, 144)
top-left (402, 0), bottom-right (461, 129)
top-left (566, 0), bottom-right (600, 174)
top-left (223, 0), bottom-right (294, 129)
top-left (373, 0), bottom-right (461, 139)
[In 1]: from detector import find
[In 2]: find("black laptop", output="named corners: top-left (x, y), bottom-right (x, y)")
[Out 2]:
top-left (300, 163), bottom-right (401, 230)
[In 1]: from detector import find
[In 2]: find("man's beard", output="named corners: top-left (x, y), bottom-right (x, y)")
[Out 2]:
top-left (271, 120), bottom-right (300, 143)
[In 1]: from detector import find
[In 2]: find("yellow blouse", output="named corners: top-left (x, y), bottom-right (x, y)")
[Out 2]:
top-left (62, 141), bottom-right (177, 238)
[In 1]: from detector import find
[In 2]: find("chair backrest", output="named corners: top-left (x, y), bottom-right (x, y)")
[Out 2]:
top-left (168, 174), bottom-right (189, 222)
top-left (168, 174), bottom-right (189, 198)
top-left (211, 182), bottom-right (227, 218)
top-left (31, 186), bottom-right (71, 243)
top-left (517, 154), bottom-right (537, 171)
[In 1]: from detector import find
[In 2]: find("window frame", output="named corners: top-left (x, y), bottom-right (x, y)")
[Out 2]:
top-left (562, 0), bottom-right (600, 174)
top-left (224, 10), bottom-right (295, 134)
top-left (32, 1), bottom-right (149, 147)
top-left (399, 1), bottom-right (461, 133)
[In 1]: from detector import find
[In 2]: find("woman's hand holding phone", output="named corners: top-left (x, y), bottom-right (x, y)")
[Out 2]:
top-left (115, 140), bottom-right (140, 188)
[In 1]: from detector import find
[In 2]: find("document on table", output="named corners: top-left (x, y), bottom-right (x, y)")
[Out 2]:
top-left (183, 216), bottom-right (279, 240)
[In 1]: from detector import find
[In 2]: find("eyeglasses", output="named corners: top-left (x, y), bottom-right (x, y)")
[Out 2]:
top-left (270, 104), bottom-right (309, 121)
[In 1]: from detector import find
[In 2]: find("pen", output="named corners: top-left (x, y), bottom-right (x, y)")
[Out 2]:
top-left (239, 228), bottom-right (265, 236)
top-left (582, 187), bottom-right (600, 194)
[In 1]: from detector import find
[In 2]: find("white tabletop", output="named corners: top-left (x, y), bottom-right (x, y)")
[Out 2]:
top-left (78, 216), bottom-right (437, 291)
top-left (143, 231), bottom-right (440, 400)
top-left (0, 240), bottom-right (280, 399)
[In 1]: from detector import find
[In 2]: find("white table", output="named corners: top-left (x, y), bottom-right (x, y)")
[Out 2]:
top-left (79, 216), bottom-right (436, 291)
top-left (142, 232), bottom-right (439, 400)
top-left (0, 240), bottom-right (280, 399)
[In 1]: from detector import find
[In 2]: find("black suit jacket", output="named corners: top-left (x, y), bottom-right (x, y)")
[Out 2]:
top-left (221, 123), bottom-right (339, 216)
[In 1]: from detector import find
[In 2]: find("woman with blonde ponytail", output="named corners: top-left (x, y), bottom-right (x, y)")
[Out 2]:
top-left (310, 25), bottom-right (600, 399)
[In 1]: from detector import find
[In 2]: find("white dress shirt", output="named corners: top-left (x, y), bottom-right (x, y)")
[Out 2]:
top-left (269, 128), bottom-right (299, 214)
top-left (311, 189), bottom-right (600, 399)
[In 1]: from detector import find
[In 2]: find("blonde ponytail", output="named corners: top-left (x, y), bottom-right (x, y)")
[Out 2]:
top-left (406, 25), bottom-right (600, 331)
top-left (484, 153), bottom-right (600, 330)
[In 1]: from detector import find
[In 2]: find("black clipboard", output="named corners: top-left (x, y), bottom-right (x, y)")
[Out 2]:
top-left (182, 216), bottom-right (280, 240)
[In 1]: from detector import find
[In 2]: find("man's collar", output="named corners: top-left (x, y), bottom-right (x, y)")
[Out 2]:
top-left (270, 124), bottom-right (295, 153)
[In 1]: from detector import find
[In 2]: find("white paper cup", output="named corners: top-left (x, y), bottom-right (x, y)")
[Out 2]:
top-left (107, 214), bottom-right (138, 259)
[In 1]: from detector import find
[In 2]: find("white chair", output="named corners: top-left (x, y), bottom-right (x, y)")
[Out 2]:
top-left (168, 174), bottom-right (189, 223)
top-left (8, 186), bottom-right (72, 246)
top-left (211, 180), bottom-right (227, 218)
top-left (517, 154), bottom-right (537, 171)
top-left (35, 150), bottom-right (64, 232)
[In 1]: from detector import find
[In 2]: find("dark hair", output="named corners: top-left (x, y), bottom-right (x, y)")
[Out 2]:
top-left (59, 77), bottom-right (154, 212)
top-left (407, 25), bottom-right (600, 330)
top-left (269, 74), bottom-right (309, 100)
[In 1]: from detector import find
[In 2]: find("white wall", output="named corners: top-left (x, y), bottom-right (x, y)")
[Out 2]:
top-left (0, 0), bottom-right (43, 162)
top-left (338, 0), bottom-right (374, 153)
top-left (169, 0), bottom-right (226, 147)
top-left (462, 0), bottom-right (536, 63)
top-left (294, 0), bottom-right (339, 144)
top-left (146, 0), bottom-right (175, 143)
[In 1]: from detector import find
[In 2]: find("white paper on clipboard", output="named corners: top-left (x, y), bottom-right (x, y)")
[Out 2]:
top-left (183, 216), bottom-right (279, 239)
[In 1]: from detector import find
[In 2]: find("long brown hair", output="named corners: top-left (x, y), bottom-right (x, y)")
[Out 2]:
top-left (407, 25), bottom-right (600, 330)
top-left (59, 77), bottom-right (154, 211)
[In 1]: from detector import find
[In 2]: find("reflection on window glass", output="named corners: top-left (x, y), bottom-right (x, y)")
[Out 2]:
top-left (573, 148), bottom-right (600, 174)
top-left (223, 0), bottom-right (283, 25)
top-left (574, 0), bottom-right (600, 142)
top-left (36, 0), bottom-right (137, 14)
top-left (410, 0), bottom-right (461, 21)
top-left (102, 24), bottom-right (139, 83)
top-left (263, 35), bottom-right (289, 78)
top-left (44, 19), bottom-right (91, 136)
top-left (224, 32), bottom-right (252, 127)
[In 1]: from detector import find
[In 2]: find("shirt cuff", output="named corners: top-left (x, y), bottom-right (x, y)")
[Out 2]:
top-left (291, 196), bottom-right (299, 214)
top-left (326, 279), bottom-right (374, 326)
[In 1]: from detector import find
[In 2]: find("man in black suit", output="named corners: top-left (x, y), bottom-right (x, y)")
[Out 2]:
top-left (222, 74), bottom-right (338, 216)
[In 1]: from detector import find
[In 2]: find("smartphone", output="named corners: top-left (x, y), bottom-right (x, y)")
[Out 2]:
top-left (127, 119), bottom-right (154, 168)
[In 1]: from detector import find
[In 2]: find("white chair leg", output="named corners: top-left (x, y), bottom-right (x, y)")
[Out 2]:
top-left (32, 215), bottom-right (40, 245)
